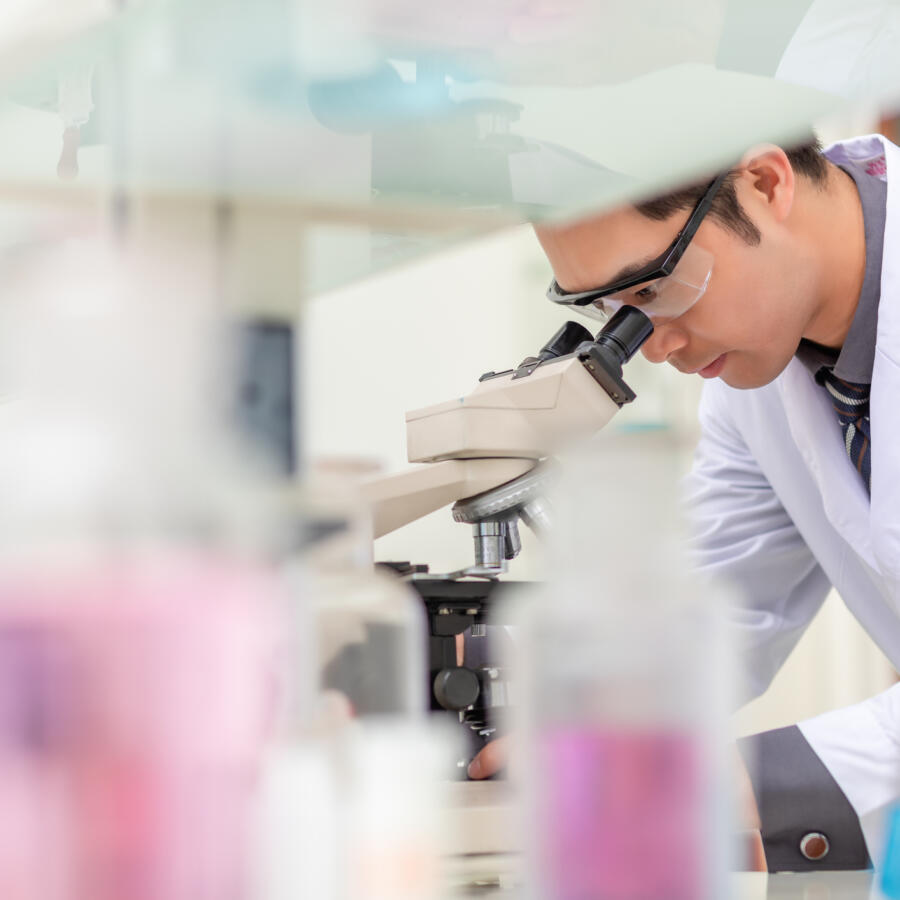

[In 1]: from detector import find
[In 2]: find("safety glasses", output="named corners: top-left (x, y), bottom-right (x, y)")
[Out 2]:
top-left (546, 171), bottom-right (729, 323)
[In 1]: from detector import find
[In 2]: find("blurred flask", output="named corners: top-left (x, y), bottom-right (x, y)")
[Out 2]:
top-left (517, 429), bottom-right (732, 900)
top-left (340, 720), bottom-right (460, 900)
top-left (0, 238), bottom-right (285, 900)
top-left (0, 558), bottom-right (281, 900)
top-left (285, 459), bottom-right (427, 721)
top-left (256, 688), bottom-right (455, 900)
top-left (257, 460), bottom-right (440, 900)
top-left (254, 688), bottom-right (345, 900)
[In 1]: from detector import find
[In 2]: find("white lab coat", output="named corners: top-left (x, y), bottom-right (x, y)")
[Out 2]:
top-left (684, 133), bottom-right (900, 861)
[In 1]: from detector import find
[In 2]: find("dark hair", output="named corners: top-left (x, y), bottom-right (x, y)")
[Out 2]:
top-left (635, 139), bottom-right (828, 246)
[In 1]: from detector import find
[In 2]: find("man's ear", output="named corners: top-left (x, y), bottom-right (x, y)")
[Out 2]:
top-left (736, 144), bottom-right (795, 224)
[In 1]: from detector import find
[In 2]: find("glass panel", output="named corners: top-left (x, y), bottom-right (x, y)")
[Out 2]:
top-left (1, 0), bottom-right (897, 294)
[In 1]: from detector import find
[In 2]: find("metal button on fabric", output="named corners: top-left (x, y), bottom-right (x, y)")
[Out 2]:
top-left (800, 832), bottom-right (830, 861)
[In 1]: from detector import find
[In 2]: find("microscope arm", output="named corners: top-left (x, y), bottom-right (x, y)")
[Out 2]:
top-left (360, 458), bottom-right (535, 538)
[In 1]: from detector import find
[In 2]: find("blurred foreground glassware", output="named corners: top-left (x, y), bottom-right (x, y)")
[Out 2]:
top-left (0, 237), bottom-right (286, 900)
top-left (285, 462), bottom-right (427, 721)
top-left (256, 464), bottom-right (444, 900)
top-left (340, 720), bottom-right (459, 900)
top-left (517, 431), bottom-right (732, 900)
top-left (0, 555), bottom-right (280, 900)
top-left (256, 702), bottom-right (457, 900)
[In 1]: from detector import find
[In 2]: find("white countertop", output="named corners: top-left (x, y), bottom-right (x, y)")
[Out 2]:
top-left (443, 784), bottom-right (889, 897)
top-left (448, 869), bottom-right (885, 898)
top-left (452, 872), bottom-right (883, 900)
top-left (738, 871), bottom-right (882, 899)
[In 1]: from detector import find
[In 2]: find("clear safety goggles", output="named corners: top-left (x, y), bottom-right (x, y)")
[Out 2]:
top-left (546, 171), bottom-right (726, 324)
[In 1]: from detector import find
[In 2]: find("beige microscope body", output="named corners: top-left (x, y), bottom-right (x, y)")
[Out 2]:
top-left (362, 355), bottom-right (618, 533)
top-left (360, 311), bottom-right (653, 573)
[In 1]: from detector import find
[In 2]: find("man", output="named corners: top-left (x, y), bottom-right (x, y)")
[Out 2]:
top-left (471, 133), bottom-right (900, 872)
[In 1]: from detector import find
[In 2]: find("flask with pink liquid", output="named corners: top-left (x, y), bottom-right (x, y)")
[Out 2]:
top-left (0, 240), bottom-right (286, 900)
top-left (516, 432), bottom-right (732, 900)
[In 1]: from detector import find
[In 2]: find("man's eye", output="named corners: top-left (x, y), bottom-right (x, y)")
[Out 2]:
top-left (633, 286), bottom-right (657, 301)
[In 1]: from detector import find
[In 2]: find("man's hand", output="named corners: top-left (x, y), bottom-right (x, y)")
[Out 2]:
top-left (467, 735), bottom-right (510, 780)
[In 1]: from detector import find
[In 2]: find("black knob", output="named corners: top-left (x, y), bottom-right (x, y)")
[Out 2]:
top-left (433, 667), bottom-right (481, 711)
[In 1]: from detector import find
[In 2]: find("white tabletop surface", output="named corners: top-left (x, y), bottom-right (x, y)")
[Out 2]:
top-left (444, 786), bottom-right (889, 897)
top-left (737, 871), bottom-right (883, 899)
top-left (451, 870), bottom-right (886, 898)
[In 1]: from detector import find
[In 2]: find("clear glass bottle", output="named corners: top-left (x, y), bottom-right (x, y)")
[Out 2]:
top-left (0, 237), bottom-right (285, 900)
top-left (340, 719), bottom-right (457, 900)
top-left (517, 430), bottom-right (732, 900)
top-left (283, 463), bottom-right (428, 723)
top-left (258, 463), bottom-right (435, 900)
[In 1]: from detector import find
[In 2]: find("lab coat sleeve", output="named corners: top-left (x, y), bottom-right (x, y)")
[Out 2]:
top-left (739, 724), bottom-right (872, 871)
top-left (683, 382), bottom-right (833, 703)
top-left (796, 682), bottom-right (900, 870)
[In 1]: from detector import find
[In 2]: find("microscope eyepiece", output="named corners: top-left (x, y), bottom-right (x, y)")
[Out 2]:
top-left (594, 306), bottom-right (654, 366)
top-left (567, 306), bottom-right (653, 407)
top-left (505, 307), bottom-right (652, 406)
top-left (537, 321), bottom-right (595, 361)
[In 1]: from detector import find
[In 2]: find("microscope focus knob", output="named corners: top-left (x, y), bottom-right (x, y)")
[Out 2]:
top-left (433, 667), bottom-right (481, 711)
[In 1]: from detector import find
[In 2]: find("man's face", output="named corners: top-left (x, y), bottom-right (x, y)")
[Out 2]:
top-left (535, 196), bottom-right (815, 390)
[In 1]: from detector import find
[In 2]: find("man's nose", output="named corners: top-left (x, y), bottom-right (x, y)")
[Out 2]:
top-left (640, 321), bottom-right (688, 364)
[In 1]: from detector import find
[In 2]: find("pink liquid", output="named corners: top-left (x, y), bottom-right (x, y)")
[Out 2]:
top-left (536, 727), bottom-right (706, 900)
top-left (0, 552), bottom-right (282, 900)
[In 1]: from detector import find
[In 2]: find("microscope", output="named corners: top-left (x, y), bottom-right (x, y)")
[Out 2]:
top-left (362, 305), bottom-right (653, 777)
